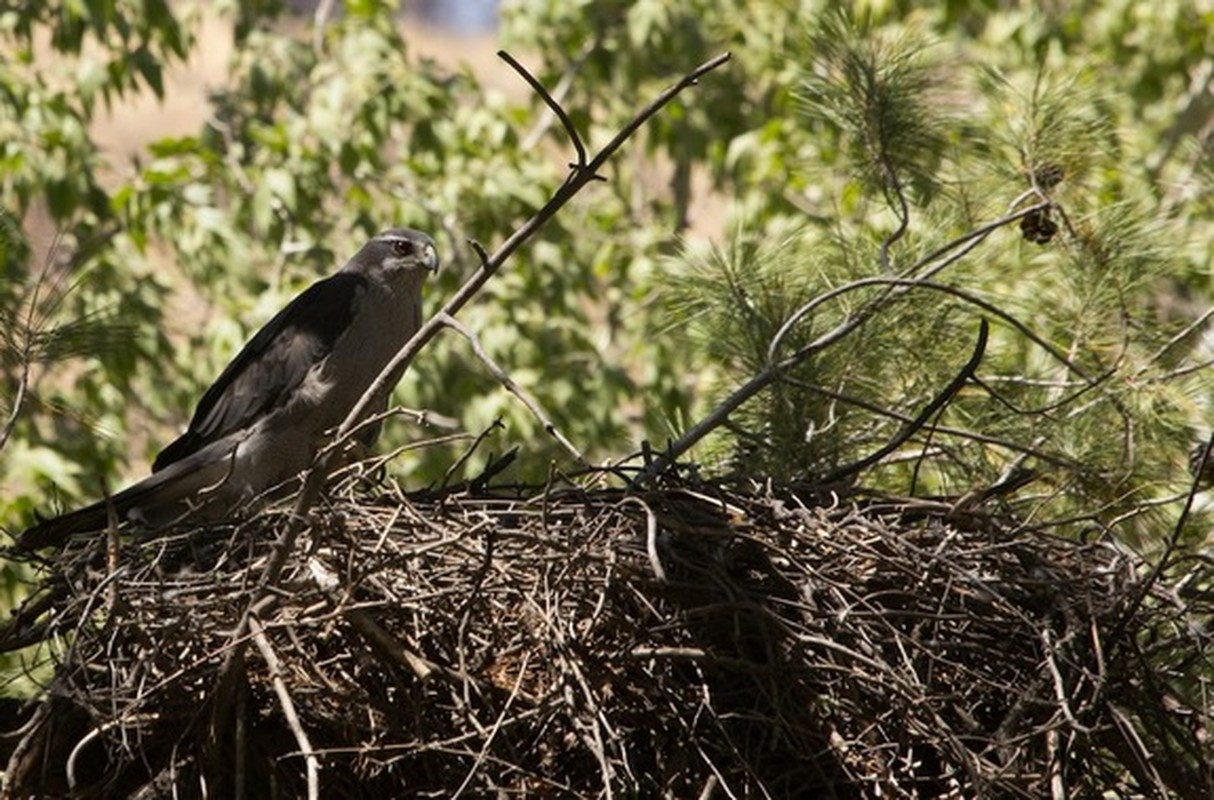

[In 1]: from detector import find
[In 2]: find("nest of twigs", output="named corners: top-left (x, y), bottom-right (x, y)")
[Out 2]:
top-left (3, 472), bottom-right (1212, 798)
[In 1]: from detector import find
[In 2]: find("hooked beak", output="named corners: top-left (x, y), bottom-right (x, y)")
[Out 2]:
top-left (421, 242), bottom-right (440, 273)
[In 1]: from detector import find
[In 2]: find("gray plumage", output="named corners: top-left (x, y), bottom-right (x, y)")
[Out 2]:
top-left (16, 228), bottom-right (438, 551)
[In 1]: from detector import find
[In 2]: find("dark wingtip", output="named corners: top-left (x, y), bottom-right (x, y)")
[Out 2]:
top-left (11, 503), bottom-right (113, 553)
top-left (11, 518), bottom-right (68, 553)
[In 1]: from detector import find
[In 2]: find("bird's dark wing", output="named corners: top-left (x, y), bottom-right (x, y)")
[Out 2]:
top-left (153, 272), bottom-right (368, 472)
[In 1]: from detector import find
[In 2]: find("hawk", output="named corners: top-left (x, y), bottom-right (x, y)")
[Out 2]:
top-left (16, 228), bottom-right (438, 550)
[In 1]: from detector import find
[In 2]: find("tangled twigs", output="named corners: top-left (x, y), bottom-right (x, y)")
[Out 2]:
top-left (5, 482), bottom-right (1210, 797)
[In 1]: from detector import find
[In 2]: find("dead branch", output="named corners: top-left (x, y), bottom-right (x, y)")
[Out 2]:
top-left (819, 318), bottom-right (988, 485)
top-left (249, 616), bottom-right (320, 800)
top-left (437, 311), bottom-right (587, 465)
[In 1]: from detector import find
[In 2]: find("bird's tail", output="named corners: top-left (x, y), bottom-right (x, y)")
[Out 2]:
top-left (11, 496), bottom-right (132, 553)
top-left (12, 459), bottom-right (209, 552)
top-left (10, 440), bottom-right (248, 554)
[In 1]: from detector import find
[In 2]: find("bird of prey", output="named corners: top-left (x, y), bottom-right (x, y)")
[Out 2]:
top-left (15, 228), bottom-right (439, 551)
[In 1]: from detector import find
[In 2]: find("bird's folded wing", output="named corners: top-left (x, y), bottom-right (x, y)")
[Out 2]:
top-left (153, 272), bottom-right (367, 471)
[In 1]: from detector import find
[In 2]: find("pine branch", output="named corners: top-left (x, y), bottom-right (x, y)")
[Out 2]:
top-left (636, 203), bottom-right (1050, 486)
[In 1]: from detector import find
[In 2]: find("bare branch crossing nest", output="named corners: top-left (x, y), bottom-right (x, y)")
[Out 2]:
top-left (2, 475), bottom-right (1211, 798)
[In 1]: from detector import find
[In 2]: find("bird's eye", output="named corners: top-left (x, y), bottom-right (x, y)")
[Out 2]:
top-left (393, 239), bottom-right (415, 256)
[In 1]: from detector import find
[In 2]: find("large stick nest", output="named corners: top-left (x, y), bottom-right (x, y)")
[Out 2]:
top-left (2, 474), bottom-right (1211, 798)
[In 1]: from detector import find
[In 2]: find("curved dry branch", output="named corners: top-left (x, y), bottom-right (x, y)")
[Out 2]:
top-left (499, 50), bottom-right (590, 169)
top-left (437, 311), bottom-right (587, 466)
top-left (819, 318), bottom-right (989, 485)
top-left (766, 202), bottom-right (1051, 367)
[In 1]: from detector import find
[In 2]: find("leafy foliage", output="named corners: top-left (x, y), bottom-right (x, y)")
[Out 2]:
top-left (502, 0), bottom-right (1211, 543)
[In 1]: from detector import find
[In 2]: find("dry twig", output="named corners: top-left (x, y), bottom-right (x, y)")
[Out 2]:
top-left (437, 311), bottom-right (586, 465)
top-left (249, 616), bottom-right (320, 800)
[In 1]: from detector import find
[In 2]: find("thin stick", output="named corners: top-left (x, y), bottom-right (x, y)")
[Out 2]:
top-left (521, 42), bottom-right (596, 151)
top-left (0, 231), bottom-right (48, 454)
top-left (65, 715), bottom-right (159, 792)
top-left (1138, 305), bottom-right (1214, 375)
top-left (249, 616), bottom-right (320, 800)
top-left (450, 650), bottom-right (532, 799)
top-left (441, 420), bottom-right (505, 490)
top-left (0, 332), bottom-right (31, 453)
top-left (438, 311), bottom-right (587, 465)
top-left (819, 319), bottom-right (987, 484)
top-left (623, 496), bottom-right (665, 582)
top-left (499, 51), bottom-right (589, 168)
top-left (877, 153), bottom-right (910, 274)
top-left (344, 607), bottom-right (450, 682)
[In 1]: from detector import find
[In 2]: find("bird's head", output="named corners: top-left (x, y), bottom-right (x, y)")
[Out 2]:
top-left (353, 228), bottom-right (440, 284)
